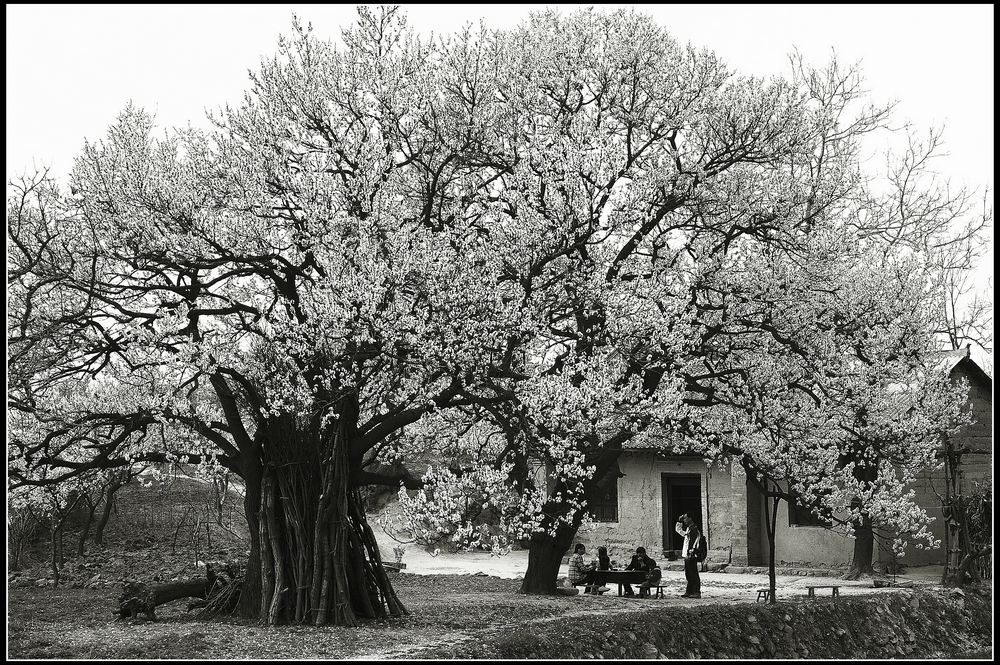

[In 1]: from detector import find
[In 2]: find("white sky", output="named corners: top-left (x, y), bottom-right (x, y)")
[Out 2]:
top-left (5, 4), bottom-right (994, 188)
top-left (5, 4), bottom-right (994, 361)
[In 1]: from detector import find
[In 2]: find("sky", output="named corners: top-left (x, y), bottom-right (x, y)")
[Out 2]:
top-left (5, 4), bottom-right (994, 189)
top-left (5, 3), bottom-right (994, 364)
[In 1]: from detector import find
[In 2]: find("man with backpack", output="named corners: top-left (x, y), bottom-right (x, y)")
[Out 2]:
top-left (675, 513), bottom-right (706, 598)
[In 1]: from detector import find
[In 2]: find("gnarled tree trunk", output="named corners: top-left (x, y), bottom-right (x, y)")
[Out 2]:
top-left (521, 522), bottom-right (579, 594)
top-left (846, 513), bottom-right (875, 579)
top-left (117, 579), bottom-right (210, 620)
top-left (239, 410), bottom-right (407, 627)
top-left (519, 454), bottom-right (622, 595)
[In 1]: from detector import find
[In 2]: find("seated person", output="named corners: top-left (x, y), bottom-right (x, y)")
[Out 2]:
top-left (596, 546), bottom-right (611, 570)
top-left (568, 544), bottom-right (610, 594)
top-left (567, 543), bottom-right (596, 592)
top-left (638, 565), bottom-right (662, 598)
top-left (591, 546), bottom-right (612, 594)
top-left (622, 546), bottom-right (656, 596)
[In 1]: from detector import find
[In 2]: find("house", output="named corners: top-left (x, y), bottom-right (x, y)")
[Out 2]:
top-left (575, 348), bottom-right (992, 569)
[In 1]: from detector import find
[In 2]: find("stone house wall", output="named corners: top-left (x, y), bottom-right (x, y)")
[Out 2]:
top-left (892, 359), bottom-right (992, 567)
top-left (570, 357), bottom-right (990, 569)
top-left (572, 453), bottom-right (729, 562)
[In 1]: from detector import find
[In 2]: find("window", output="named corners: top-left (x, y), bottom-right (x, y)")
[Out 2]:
top-left (591, 463), bottom-right (620, 523)
top-left (788, 493), bottom-right (830, 527)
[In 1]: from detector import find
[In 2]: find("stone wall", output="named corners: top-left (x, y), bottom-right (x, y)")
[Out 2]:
top-left (422, 586), bottom-right (992, 660)
top-left (573, 452), bottom-right (739, 563)
top-left (570, 361), bottom-right (990, 569)
top-left (888, 362), bottom-right (993, 567)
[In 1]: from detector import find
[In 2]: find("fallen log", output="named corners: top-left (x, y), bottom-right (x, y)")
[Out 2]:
top-left (116, 579), bottom-right (209, 621)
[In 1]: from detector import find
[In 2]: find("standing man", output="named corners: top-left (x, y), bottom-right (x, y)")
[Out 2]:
top-left (675, 514), bottom-right (702, 598)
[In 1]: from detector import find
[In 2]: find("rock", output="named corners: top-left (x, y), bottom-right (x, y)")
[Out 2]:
top-left (89, 573), bottom-right (101, 584)
top-left (640, 643), bottom-right (659, 659)
top-left (748, 635), bottom-right (760, 645)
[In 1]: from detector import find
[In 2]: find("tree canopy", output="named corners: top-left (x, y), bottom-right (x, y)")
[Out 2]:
top-left (8, 5), bottom-right (990, 617)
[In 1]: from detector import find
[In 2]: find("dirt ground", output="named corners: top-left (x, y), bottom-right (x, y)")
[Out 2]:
top-left (8, 567), bottom-right (942, 660)
top-left (7, 497), bottom-right (956, 660)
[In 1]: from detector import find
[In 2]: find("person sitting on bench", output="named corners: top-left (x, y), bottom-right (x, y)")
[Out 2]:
top-left (638, 565), bottom-right (663, 598)
top-left (623, 546), bottom-right (657, 596)
top-left (592, 546), bottom-right (611, 594)
top-left (568, 543), bottom-right (597, 594)
top-left (568, 544), bottom-right (611, 594)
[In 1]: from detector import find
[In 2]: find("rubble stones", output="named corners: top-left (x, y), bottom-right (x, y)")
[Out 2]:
top-left (460, 586), bottom-right (990, 660)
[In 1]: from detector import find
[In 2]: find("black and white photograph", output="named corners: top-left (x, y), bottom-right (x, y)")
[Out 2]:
top-left (6, 3), bottom-right (993, 660)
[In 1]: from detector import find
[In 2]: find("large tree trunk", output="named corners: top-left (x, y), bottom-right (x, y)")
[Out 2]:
top-left (238, 411), bottom-right (407, 627)
top-left (519, 453), bottom-right (622, 595)
top-left (521, 522), bottom-right (579, 594)
top-left (846, 513), bottom-right (875, 579)
top-left (764, 487), bottom-right (779, 604)
top-left (237, 453), bottom-right (263, 620)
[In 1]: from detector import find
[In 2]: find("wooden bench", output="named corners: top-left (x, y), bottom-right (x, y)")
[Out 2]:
top-left (806, 585), bottom-right (840, 599)
top-left (654, 581), bottom-right (671, 599)
top-left (571, 582), bottom-right (614, 596)
top-left (756, 588), bottom-right (772, 603)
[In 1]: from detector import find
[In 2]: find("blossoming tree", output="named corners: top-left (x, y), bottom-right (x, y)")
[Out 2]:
top-left (8, 7), bottom-right (527, 625)
top-left (394, 14), bottom-right (983, 596)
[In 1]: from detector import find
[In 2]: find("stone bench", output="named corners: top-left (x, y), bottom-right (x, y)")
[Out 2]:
top-left (807, 585), bottom-right (840, 599)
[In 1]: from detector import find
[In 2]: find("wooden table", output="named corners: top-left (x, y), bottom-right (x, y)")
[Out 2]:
top-left (595, 570), bottom-right (648, 596)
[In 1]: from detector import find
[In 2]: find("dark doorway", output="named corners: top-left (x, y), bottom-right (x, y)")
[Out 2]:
top-left (661, 473), bottom-right (702, 552)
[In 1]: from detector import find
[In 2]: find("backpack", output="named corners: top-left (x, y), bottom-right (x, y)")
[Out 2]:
top-left (694, 533), bottom-right (708, 562)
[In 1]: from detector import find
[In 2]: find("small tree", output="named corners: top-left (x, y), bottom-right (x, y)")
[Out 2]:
top-left (8, 488), bottom-right (41, 571)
